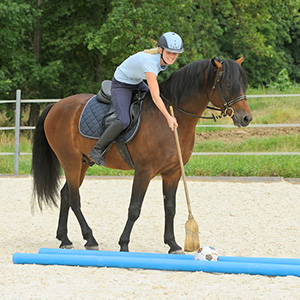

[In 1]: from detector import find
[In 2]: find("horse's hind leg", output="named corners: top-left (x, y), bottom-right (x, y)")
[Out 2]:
top-left (56, 182), bottom-right (73, 248)
top-left (162, 171), bottom-right (184, 254)
top-left (68, 183), bottom-right (98, 250)
top-left (57, 161), bottom-right (98, 250)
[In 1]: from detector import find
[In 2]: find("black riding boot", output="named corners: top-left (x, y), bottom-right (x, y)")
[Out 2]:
top-left (89, 119), bottom-right (124, 165)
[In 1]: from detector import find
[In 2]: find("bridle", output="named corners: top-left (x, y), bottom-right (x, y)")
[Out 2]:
top-left (162, 64), bottom-right (247, 121)
top-left (209, 68), bottom-right (247, 119)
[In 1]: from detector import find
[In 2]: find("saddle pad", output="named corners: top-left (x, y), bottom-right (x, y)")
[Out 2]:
top-left (79, 95), bottom-right (141, 143)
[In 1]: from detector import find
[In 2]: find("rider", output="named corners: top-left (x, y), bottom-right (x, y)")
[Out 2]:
top-left (89, 32), bottom-right (184, 165)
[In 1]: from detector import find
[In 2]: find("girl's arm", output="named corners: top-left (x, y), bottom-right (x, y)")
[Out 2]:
top-left (146, 72), bottom-right (178, 131)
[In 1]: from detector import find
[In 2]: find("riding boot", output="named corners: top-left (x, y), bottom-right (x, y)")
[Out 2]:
top-left (89, 119), bottom-right (124, 165)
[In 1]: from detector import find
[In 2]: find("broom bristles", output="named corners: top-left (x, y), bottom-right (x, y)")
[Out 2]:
top-left (184, 216), bottom-right (200, 252)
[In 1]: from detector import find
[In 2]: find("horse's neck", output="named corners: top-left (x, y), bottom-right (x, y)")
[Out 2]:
top-left (177, 94), bottom-right (209, 125)
top-left (145, 91), bottom-right (208, 132)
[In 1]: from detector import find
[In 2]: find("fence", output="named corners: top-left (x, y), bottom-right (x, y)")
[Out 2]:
top-left (1, 90), bottom-right (300, 174)
top-left (1, 90), bottom-right (61, 174)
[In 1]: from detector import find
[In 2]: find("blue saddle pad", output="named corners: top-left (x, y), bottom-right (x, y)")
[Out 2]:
top-left (79, 95), bottom-right (141, 143)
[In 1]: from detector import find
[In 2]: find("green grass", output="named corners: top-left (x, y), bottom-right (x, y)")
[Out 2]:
top-left (193, 135), bottom-right (300, 152)
top-left (86, 165), bottom-right (134, 176)
top-left (185, 155), bottom-right (300, 178)
top-left (248, 97), bottom-right (300, 124)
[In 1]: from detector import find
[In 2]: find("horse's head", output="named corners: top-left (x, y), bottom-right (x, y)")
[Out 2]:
top-left (209, 57), bottom-right (252, 127)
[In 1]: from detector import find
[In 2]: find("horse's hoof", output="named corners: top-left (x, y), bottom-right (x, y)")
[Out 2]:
top-left (119, 245), bottom-right (129, 252)
top-left (169, 249), bottom-right (185, 255)
top-left (85, 245), bottom-right (99, 250)
top-left (60, 244), bottom-right (74, 249)
top-left (120, 248), bottom-right (129, 252)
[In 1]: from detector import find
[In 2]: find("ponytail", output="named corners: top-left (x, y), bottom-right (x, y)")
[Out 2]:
top-left (143, 47), bottom-right (160, 54)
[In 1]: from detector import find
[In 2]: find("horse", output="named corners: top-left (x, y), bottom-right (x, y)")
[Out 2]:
top-left (32, 57), bottom-right (252, 254)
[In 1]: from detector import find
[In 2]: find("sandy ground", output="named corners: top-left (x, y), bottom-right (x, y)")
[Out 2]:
top-left (1, 176), bottom-right (300, 300)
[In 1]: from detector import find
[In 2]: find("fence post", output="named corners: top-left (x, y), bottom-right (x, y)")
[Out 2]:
top-left (14, 89), bottom-right (21, 175)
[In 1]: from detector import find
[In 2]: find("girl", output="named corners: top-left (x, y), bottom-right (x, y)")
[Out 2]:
top-left (89, 32), bottom-right (183, 165)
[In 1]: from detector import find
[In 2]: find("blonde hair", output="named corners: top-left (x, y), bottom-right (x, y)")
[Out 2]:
top-left (143, 47), bottom-right (160, 54)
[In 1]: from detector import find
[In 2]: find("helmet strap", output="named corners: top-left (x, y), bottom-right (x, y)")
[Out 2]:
top-left (160, 48), bottom-right (168, 65)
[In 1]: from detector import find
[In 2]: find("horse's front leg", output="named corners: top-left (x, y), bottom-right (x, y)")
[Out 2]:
top-left (118, 170), bottom-right (151, 252)
top-left (162, 170), bottom-right (184, 254)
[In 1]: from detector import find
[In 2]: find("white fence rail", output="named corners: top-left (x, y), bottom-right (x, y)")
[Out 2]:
top-left (1, 90), bottom-right (300, 174)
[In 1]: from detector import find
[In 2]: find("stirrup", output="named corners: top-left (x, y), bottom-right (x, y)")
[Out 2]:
top-left (89, 148), bottom-right (106, 166)
top-left (95, 155), bottom-right (106, 166)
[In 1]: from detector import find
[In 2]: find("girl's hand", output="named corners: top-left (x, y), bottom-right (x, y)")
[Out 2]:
top-left (167, 115), bottom-right (178, 131)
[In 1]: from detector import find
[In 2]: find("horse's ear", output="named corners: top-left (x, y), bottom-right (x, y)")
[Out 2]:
top-left (236, 55), bottom-right (245, 65)
top-left (211, 58), bottom-right (222, 71)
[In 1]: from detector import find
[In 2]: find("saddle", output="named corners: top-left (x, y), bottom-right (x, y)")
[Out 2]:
top-left (79, 80), bottom-right (147, 169)
top-left (96, 80), bottom-right (146, 130)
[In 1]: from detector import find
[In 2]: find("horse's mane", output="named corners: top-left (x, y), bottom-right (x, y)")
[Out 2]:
top-left (159, 58), bottom-right (248, 105)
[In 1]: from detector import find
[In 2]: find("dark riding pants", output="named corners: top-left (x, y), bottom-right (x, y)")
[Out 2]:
top-left (111, 77), bottom-right (149, 129)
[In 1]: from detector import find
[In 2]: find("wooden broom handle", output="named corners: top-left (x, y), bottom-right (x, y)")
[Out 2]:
top-left (170, 106), bottom-right (193, 217)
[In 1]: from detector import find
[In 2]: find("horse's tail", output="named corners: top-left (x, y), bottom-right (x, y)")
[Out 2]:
top-left (32, 103), bottom-right (61, 209)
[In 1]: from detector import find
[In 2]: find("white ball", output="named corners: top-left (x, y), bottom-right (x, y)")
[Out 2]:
top-left (195, 246), bottom-right (219, 261)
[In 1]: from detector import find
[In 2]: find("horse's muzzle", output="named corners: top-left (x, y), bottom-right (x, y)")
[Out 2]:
top-left (233, 111), bottom-right (252, 127)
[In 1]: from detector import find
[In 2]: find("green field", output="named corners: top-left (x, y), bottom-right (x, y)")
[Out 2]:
top-left (1, 89), bottom-right (300, 177)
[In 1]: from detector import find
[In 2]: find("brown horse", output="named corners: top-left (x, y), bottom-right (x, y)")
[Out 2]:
top-left (32, 57), bottom-right (252, 253)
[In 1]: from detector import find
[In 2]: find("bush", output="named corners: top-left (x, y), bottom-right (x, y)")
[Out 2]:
top-left (269, 69), bottom-right (292, 91)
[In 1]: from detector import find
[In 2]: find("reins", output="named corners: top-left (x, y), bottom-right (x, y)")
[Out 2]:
top-left (161, 63), bottom-right (247, 122)
top-left (161, 94), bottom-right (224, 122)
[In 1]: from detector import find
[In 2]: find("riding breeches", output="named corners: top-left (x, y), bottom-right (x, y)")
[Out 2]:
top-left (111, 77), bottom-right (149, 129)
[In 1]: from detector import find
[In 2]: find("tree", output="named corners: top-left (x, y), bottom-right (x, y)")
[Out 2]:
top-left (0, 0), bottom-right (39, 123)
top-left (87, 0), bottom-right (198, 81)
top-left (29, 0), bottom-right (111, 98)
top-left (0, 0), bottom-right (113, 125)
top-left (0, 0), bottom-right (37, 99)
top-left (1, 0), bottom-right (300, 115)
top-left (284, 8), bottom-right (300, 82)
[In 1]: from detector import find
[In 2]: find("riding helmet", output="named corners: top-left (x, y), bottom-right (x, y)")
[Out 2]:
top-left (158, 32), bottom-right (183, 53)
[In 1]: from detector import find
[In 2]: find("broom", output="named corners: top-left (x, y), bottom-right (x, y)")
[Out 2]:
top-left (170, 106), bottom-right (200, 252)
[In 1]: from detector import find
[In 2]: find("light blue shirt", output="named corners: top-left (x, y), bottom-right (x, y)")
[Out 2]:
top-left (114, 52), bottom-right (168, 85)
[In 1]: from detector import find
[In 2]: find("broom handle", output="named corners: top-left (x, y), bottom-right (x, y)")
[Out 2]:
top-left (170, 106), bottom-right (193, 217)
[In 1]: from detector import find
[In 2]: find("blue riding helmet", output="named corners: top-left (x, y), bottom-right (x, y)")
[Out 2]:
top-left (158, 32), bottom-right (183, 53)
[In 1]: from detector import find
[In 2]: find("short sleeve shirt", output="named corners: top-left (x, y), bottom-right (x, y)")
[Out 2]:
top-left (114, 52), bottom-right (168, 85)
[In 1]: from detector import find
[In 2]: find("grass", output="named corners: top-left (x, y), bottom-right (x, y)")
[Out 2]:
top-left (1, 87), bottom-right (300, 177)
top-left (185, 155), bottom-right (300, 178)
top-left (193, 135), bottom-right (300, 152)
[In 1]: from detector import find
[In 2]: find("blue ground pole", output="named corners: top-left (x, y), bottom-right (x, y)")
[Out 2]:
top-left (38, 247), bottom-right (300, 265)
top-left (12, 249), bottom-right (300, 277)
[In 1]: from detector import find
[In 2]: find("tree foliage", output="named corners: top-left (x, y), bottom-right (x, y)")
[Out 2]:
top-left (0, 0), bottom-right (299, 106)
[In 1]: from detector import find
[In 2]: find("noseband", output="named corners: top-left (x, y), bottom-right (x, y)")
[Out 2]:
top-left (209, 68), bottom-right (247, 118)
